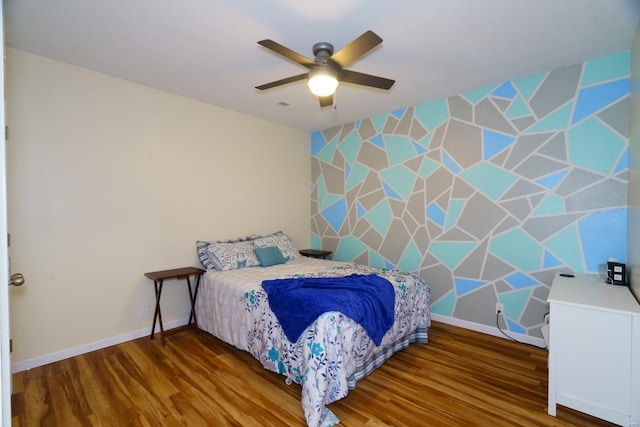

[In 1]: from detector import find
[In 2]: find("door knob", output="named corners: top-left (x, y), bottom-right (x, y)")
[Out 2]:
top-left (10, 273), bottom-right (24, 286)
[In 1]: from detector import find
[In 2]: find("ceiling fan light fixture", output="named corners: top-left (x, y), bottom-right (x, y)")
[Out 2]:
top-left (307, 66), bottom-right (338, 96)
top-left (256, 31), bottom-right (394, 107)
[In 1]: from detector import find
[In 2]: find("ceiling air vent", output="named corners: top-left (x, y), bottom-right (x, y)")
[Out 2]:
top-left (277, 101), bottom-right (299, 110)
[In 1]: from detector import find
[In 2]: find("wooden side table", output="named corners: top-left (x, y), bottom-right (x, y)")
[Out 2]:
top-left (144, 266), bottom-right (205, 345)
top-left (299, 249), bottom-right (332, 259)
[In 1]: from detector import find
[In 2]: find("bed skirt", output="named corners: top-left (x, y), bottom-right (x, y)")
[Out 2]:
top-left (347, 326), bottom-right (428, 389)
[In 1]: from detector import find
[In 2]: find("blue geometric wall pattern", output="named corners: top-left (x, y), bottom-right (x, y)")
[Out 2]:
top-left (310, 51), bottom-right (630, 340)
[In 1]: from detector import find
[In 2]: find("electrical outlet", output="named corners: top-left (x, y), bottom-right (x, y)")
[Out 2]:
top-left (496, 303), bottom-right (504, 314)
top-left (141, 302), bottom-right (149, 316)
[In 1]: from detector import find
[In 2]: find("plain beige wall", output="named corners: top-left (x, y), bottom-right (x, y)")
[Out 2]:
top-left (5, 49), bottom-right (310, 365)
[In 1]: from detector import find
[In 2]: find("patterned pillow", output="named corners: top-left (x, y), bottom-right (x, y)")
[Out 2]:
top-left (196, 235), bottom-right (259, 269)
top-left (252, 231), bottom-right (301, 261)
top-left (206, 240), bottom-right (261, 271)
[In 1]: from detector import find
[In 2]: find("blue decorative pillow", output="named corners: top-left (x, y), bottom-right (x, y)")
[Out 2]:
top-left (254, 246), bottom-right (286, 267)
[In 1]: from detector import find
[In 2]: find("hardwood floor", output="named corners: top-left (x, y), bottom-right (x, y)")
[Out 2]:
top-left (12, 321), bottom-right (616, 426)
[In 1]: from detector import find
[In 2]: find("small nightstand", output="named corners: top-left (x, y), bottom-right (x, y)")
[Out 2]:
top-left (144, 266), bottom-right (205, 345)
top-left (299, 249), bottom-right (332, 259)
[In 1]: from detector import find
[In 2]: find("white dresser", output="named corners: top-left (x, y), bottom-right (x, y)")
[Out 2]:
top-left (547, 273), bottom-right (640, 426)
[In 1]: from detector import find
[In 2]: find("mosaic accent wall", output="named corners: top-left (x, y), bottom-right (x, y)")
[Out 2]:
top-left (310, 51), bottom-right (630, 338)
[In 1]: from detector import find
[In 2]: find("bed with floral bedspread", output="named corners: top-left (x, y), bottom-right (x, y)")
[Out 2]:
top-left (195, 253), bottom-right (430, 427)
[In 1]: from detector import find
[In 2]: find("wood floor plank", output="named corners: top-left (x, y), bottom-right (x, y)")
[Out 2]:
top-left (12, 321), bottom-right (616, 426)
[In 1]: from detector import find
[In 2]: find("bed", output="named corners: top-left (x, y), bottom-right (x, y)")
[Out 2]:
top-left (194, 232), bottom-right (431, 427)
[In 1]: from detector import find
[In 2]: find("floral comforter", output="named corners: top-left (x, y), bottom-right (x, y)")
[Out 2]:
top-left (195, 257), bottom-right (430, 427)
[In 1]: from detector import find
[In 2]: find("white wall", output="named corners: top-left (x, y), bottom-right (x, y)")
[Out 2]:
top-left (629, 25), bottom-right (640, 300)
top-left (5, 49), bottom-right (310, 368)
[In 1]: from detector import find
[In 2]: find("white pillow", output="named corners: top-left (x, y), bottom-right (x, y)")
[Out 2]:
top-left (206, 240), bottom-right (261, 271)
top-left (196, 234), bottom-right (259, 269)
top-left (252, 231), bottom-right (300, 261)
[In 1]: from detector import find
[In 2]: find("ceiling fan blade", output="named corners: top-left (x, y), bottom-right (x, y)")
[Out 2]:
top-left (255, 73), bottom-right (308, 90)
top-left (329, 30), bottom-right (383, 69)
top-left (340, 69), bottom-right (395, 90)
top-left (319, 95), bottom-right (334, 108)
top-left (258, 39), bottom-right (315, 68)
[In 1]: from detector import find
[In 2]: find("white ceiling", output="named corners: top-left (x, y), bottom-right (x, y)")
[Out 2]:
top-left (4, 0), bottom-right (640, 132)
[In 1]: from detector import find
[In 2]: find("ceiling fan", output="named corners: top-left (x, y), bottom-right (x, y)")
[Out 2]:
top-left (255, 30), bottom-right (395, 108)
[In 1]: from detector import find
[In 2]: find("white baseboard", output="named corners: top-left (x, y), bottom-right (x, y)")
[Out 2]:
top-left (431, 313), bottom-right (547, 349)
top-left (11, 317), bottom-right (189, 373)
top-left (12, 314), bottom-right (545, 373)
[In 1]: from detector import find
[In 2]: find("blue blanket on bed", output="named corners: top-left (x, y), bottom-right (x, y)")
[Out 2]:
top-left (261, 274), bottom-right (395, 346)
